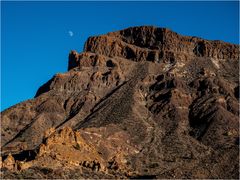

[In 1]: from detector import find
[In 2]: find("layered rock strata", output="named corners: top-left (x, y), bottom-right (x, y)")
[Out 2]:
top-left (1, 26), bottom-right (239, 179)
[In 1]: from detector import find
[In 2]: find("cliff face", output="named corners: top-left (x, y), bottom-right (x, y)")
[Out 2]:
top-left (1, 26), bottom-right (239, 179)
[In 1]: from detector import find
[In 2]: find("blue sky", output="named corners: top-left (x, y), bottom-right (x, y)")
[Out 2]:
top-left (1, 1), bottom-right (239, 111)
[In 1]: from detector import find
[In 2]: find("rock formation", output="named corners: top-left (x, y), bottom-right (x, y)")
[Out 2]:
top-left (1, 26), bottom-right (239, 179)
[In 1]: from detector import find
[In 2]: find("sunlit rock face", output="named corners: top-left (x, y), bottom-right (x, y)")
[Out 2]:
top-left (1, 26), bottom-right (239, 179)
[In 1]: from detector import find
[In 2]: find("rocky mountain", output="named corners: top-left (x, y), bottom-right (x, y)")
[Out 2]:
top-left (1, 26), bottom-right (239, 179)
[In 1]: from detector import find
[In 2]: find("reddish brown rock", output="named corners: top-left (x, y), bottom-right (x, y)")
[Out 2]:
top-left (1, 26), bottom-right (239, 179)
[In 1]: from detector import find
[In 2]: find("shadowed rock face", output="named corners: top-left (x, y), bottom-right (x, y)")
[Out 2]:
top-left (1, 26), bottom-right (239, 179)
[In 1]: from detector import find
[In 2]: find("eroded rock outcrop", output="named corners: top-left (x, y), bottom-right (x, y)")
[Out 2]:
top-left (1, 26), bottom-right (239, 179)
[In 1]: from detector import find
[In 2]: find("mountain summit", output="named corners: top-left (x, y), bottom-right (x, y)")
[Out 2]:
top-left (1, 26), bottom-right (239, 179)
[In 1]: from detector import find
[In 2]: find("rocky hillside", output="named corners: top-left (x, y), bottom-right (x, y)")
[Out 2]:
top-left (1, 26), bottom-right (239, 179)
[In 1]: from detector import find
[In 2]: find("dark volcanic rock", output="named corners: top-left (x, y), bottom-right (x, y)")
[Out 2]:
top-left (1, 26), bottom-right (239, 179)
